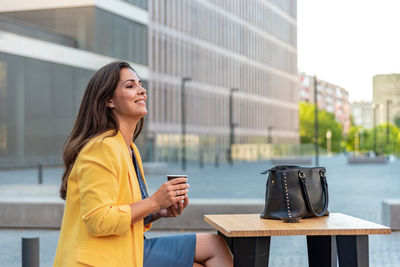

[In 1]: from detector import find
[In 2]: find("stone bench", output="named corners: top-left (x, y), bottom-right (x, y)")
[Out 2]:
top-left (0, 187), bottom-right (264, 230)
top-left (382, 199), bottom-right (400, 230)
top-left (348, 156), bottom-right (387, 164)
top-left (0, 198), bottom-right (64, 228)
top-left (143, 162), bottom-right (168, 175)
top-left (271, 158), bottom-right (312, 165)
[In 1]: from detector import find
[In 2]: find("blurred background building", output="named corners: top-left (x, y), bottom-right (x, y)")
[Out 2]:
top-left (350, 101), bottom-right (373, 129)
top-left (0, 0), bottom-right (298, 167)
top-left (148, 0), bottom-right (299, 163)
top-left (0, 0), bottom-right (149, 166)
top-left (373, 74), bottom-right (400, 127)
top-left (299, 73), bottom-right (350, 133)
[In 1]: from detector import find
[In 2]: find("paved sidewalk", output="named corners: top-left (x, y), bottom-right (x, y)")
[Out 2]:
top-left (1, 155), bottom-right (399, 266)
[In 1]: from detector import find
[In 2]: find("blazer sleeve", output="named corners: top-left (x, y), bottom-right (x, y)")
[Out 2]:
top-left (76, 139), bottom-right (132, 237)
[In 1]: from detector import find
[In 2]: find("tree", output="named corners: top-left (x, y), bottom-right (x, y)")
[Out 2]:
top-left (349, 114), bottom-right (356, 127)
top-left (374, 123), bottom-right (399, 155)
top-left (345, 123), bottom-right (400, 155)
top-left (299, 102), bottom-right (343, 152)
top-left (345, 126), bottom-right (364, 152)
top-left (395, 117), bottom-right (400, 128)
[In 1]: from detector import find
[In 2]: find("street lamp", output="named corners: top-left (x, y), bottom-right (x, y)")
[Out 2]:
top-left (267, 126), bottom-right (274, 144)
top-left (181, 77), bottom-right (191, 171)
top-left (326, 130), bottom-right (332, 157)
top-left (372, 103), bottom-right (379, 155)
top-left (354, 129), bottom-right (360, 156)
top-left (386, 100), bottom-right (392, 144)
top-left (228, 88), bottom-right (239, 165)
top-left (314, 75), bottom-right (319, 166)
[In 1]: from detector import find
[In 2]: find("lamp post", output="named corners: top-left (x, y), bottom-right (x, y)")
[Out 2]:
top-left (372, 103), bottom-right (378, 155)
top-left (314, 76), bottom-right (319, 166)
top-left (326, 130), bottom-right (332, 157)
top-left (181, 77), bottom-right (191, 171)
top-left (354, 129), bottom-right (360, 156)
top-left (386, 99), bottom-right (392, 144)
top-left (267, 126), bottom-right (274, 144)
top-left (228, 88), bottom-right (239, 165)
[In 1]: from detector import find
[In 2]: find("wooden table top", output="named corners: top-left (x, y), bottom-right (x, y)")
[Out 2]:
top-left (204, 213), bottom-right (391, 237)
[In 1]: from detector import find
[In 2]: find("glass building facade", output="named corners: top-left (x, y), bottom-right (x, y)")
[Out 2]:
top-left (148, 0), bottom-right (299, 162)
top-left (0, 53), bottom-right (94, 165)
top-left (0, 1), bottom-right (149, 167)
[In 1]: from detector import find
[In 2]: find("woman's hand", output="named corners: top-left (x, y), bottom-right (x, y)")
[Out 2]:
top-left (148, 178), bottom-right (189, 210)
top-left (158, 195), bottom-right (189, 218)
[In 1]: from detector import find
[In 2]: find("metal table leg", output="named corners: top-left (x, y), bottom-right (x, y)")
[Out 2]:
top-left (337, 235), bottom-right (369, 267)
top-left (218, 231), bottom-right (271, 267)
top-left (307, 235), bottom-right (337, 267)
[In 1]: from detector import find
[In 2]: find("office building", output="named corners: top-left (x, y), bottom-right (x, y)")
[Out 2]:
top-left (0, 0), bottom-right (149, 166)
top-left (350, 101), bottom-right (373, 129)
top-left (148, 0), bottom-right (299, 162)
top-left (373, 74), bottom-right (400, 126)
top-left (0, 0), bottom-right (298, 166)
top-left (300, 73), bottom-right (350, 133)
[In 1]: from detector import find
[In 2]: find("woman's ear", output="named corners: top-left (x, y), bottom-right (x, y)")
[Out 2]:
top-left (106, 99), bottom-right (115, 108)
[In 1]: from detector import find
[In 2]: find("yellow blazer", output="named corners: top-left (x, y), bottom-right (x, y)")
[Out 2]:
top-left (54, 130), bottom-right (151, 267)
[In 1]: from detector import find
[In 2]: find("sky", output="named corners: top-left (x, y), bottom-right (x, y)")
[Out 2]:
top-left (297, 0), bottom-right (400, 102)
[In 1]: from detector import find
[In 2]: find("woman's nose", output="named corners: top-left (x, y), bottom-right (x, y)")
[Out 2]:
top-left (138, 85), bottom-right (146, 94)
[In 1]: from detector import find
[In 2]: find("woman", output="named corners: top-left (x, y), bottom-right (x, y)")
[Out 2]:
top-left (54, 61), bottom-right (233, 267)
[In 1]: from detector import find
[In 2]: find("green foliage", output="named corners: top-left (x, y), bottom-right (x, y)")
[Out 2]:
top-left (349, 114), bottom-right (356, 127)
top-left (395, 117), bottom-right (400, 128)
top-left (345, 126), bottom-right (364, 151)
top-left (345, 123), bottom-right (400, 155)
top-left (299, 102), bottom-right (343, 152)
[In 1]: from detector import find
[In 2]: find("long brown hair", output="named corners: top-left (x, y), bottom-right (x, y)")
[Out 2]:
top-left (60, 61), bottom-right (144, 200)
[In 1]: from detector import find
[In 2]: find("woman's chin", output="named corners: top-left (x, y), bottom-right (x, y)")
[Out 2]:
top-left (137, 109), bottom-right (148, 118)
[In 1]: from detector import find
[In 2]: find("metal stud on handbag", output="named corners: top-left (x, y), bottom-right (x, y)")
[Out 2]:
top-left (260, 165), bottom-right (329, 220)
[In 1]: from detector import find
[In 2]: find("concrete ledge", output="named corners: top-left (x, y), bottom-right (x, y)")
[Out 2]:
top-left (143, 162), bottom-right (168, 175)
top-left (151, 199), bottom-right (264, 230)
top-left (348, 157), bottom-right (387, 164)
top-left (0, 185), bottom-right (63, 228)
top-left (0, 200), bottom-right (64, 228)
top-left (0, 196), bottom-right (264, 230)
top-left (271, 158), bottom-right (312, 165)
top-left (382, 199), bottom-right (400, 230)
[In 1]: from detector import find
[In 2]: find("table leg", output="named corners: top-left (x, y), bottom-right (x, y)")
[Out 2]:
top-left (307, 235), bottom-right (337, 267)
top-left (336, 235), bottom-right (369, 267)
top-left (218, 231), bottom-right (270, 267)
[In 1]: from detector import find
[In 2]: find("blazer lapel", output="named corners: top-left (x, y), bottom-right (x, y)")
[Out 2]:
top-left (116, 131), bottom-right (138, 202)
top-left (131, 143), bottom-right (150, 190)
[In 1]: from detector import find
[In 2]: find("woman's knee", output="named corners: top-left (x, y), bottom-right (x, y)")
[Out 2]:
top-left (195, 233), bottom-right (233, 266)
top-left (196, 233), bottom-right (229, 254)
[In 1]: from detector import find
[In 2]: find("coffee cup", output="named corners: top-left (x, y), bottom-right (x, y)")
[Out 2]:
top-left (167, 175), bottom-right (188, 197)
top-left (167, 175), bottom-right (187, 181)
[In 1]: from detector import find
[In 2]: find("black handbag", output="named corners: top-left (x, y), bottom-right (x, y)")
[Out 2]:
top-left (260, 165), bottom-right (329, 220)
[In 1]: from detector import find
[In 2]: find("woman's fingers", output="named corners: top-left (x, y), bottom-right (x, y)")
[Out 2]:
top-left (168, 206), bottom-right (178, 217)
top-left (152, 179), bottom-right (189, 210)
top-left (168, 178), bottom-right (188, 185)
top-left (171, 184), bottom-right (190, 193)
top-left (182, 195), bottom-right (189, 208)
top-left (174, 189), bottom-right (189, 197)
top-left (164, 182), bottom-right (189, 193)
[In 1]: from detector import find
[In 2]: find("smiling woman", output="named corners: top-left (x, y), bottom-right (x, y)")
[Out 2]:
top-left (53, 61), bottom-right (232, 267)
top-left (106, 68), bottom-right (148, 121)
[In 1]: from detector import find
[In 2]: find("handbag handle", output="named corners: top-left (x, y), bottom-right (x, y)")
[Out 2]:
top-left (298, 170), bottom-right (329, 217)
top-left (261, 165), bottom-right (301, 174)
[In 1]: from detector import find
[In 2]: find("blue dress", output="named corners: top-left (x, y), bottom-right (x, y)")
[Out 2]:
top-left (131, 149), bottom-right (196, 267)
